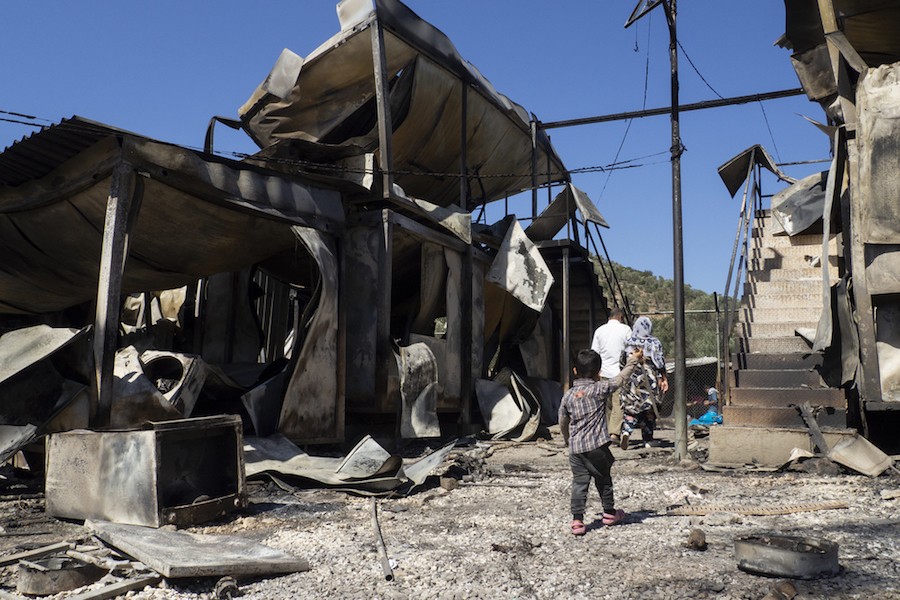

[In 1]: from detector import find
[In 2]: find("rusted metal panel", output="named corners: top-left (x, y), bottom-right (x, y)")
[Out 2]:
top-left (525, 184), bottom-right (608, 243)
top-left (46, 416), bottom-right (246, 528)
top-left (88, 520), bottom-right (308, 578)
top-left (857, 62), bottom-right (900, 244)
top-left (790, 44), bottom-right (838, 102)
top-left (865, 245), bottom-right (900, 295)
top-left (874, 299), bottom-right (900, 403)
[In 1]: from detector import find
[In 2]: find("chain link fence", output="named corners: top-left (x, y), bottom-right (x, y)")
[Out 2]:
top-left (637, 309), bottom-right (723, 420)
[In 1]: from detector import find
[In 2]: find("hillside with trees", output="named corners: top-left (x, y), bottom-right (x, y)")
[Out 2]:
top-left (593, 258), bottom-right (721, 360)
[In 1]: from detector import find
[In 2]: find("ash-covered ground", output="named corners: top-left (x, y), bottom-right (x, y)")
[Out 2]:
top-left (1, 427), bottom-right (898, 600)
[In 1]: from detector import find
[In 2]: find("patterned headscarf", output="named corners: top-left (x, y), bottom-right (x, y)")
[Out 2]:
top-left (624, 316), bottom-right (666, 370)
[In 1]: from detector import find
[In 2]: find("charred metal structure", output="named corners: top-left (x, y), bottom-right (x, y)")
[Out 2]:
top-left (713, 0), bottom-right (900, 462)
top-left (0, 0), bottom-right (612, 455)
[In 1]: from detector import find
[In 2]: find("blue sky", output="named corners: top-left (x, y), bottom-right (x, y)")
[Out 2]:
top-left (0, 1), bottom-right (828, 295)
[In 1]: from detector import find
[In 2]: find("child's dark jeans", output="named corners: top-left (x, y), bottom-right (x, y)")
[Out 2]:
top-left (568, 444), bottom-right (615, 520)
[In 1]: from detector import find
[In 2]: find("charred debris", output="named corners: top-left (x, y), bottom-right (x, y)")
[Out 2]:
top-left (0, 0), bottom-right (611, 523)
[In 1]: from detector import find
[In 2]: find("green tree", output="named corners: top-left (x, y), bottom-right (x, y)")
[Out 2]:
top-left (592, 258), bottom-right (719, 359)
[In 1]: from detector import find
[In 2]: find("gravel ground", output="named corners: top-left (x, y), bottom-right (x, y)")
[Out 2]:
top-left (1, 427), bottom-right (899, 599)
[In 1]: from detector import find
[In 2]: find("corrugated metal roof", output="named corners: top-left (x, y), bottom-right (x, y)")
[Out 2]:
top-left (0, 116), bottom-right (136, 188)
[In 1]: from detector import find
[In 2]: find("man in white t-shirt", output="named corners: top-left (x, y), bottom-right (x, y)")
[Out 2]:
top-left (590, 307), bottom-right (632, 443)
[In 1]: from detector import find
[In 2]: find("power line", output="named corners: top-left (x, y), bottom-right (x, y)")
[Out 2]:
top-left (757, 100), bottom-right (782, 163)
top-left (676, 39), bottom-right (724, 100)
top-left (600, 12), bottom-right (654, 200)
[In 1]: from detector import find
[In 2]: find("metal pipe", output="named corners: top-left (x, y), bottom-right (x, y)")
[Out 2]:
top-left (664, 0), bottom-right (688, 461)
top-left (595, 227), bottom-right (631, 320)
top-left (721, 149), bottom-right (757, 404)
top-left (371, 21), bottom-right (394, 198)
top-left (713, 292), bottom-right (721, 391)
top-left (370, 498), bottom-right (394, 582)
top-left (460, 85), bottom-right (468, 210)
top-left (540, 88), bottom-right (805, 130)
top-left (586, 230), bottom-right (617, 314)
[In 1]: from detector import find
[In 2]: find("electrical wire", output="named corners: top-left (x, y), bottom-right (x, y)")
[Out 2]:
top-left (676, 39), bottom-right (724, 100)
top-left (599, 11), bottom-right (653, 200)
top-left (757, 100), bottom-right (782, 163)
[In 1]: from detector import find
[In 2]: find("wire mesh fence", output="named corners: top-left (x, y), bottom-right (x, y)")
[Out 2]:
top-left (636, 309), bottom-right (723, 419)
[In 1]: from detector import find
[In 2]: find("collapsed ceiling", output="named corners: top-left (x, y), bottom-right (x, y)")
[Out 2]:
top-left (239, 0), bottom-right (569, 208)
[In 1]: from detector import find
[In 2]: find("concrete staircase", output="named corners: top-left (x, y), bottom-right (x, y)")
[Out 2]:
top-left (543, 243), bottom-right (608, 357)
top-left (709, 209), bottom-right (851, 466)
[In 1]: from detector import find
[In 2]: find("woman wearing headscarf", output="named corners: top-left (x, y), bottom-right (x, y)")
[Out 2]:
top-left (618, 316), bottom-right (669, 449)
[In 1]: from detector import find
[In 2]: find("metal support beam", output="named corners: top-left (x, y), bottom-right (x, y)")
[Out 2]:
top-left (530, 119), bottom-right (538, 219)
top-left (91, 162), bottom-right (141, 428)
top-left (562, 246), bottom-right (571, 391)
top-left (459, 84), bottom-right (474, 427)
top-left (460, 85), bottom-right (468, 210)
top-left (540, 88), bottom-right (805, 130)
top-left (371, 20), bottom-right (394, 198)
top-left (664, 0), bottom-right (688, 461)
top-left (625, 0), bottom-right (688, 459)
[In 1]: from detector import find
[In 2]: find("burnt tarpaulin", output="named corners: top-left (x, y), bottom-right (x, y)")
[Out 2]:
top-left (0, 121), bottom-right (344, 315)
top-left (482, 218), bottom-right (551, 374)
top-left (394, 341), bottom-right (441, 438)
top-left (0, 424), bottom-right (36, 465)
top-left (813, 129), bottom-right (844, 353)
top-left (525, 183), bottom-right (608, 243)
top-left (485, 218), bottom-right (554, 313)
top-left (475, 370), bottom-right (542, 441)
top-left (820, 278), bottom-right (859, 387)
top-left (244, 434), bottom-right (456, 495)
top-left (239, 0), bottom-right (567, 207)
top-left (278, 226), bottom-right (341, 442)
top-left (0, 325), bottom-right (91, 443)
top-left (771, 171), bottom-right (828, 237)
top-left (854, 62), bottom-right (900, 402)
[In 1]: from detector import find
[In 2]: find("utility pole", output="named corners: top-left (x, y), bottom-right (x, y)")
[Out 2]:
top-left (626, 0), bottom-right (688, 460)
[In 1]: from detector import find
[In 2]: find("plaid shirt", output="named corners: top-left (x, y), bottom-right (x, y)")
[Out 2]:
top-left (559, 377), bottom-right (616, 454)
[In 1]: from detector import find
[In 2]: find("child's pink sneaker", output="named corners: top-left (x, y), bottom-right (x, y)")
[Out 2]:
top-left (602, 509), bottom-right (625, 526)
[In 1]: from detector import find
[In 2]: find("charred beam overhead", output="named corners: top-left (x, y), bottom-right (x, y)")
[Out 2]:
top-left (540, 88), bottom-right (806, 130)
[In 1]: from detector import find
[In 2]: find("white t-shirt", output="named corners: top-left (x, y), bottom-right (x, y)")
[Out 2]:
top-left (590, 319), bottom-right (633, 378)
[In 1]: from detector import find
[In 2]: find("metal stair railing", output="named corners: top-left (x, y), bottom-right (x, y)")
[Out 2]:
top-left (721, 153), bottom-right (763, 404)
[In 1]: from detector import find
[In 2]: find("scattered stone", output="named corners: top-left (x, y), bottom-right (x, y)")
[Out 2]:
top-left (684, 528), bottom-right (707, 551)
top-left (214, 576), bottom-right (240, 599)
top-left (774, 579), bottom-right (798, 599)
top-left (880, 489), bottom-right (900, 501)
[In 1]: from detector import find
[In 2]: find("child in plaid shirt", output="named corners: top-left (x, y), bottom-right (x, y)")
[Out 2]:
top-left (559, 347), bottom-right (641, 536)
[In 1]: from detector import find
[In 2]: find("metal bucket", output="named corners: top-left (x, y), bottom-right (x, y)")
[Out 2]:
top-left (734, 534), bottom-right (840, 579)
